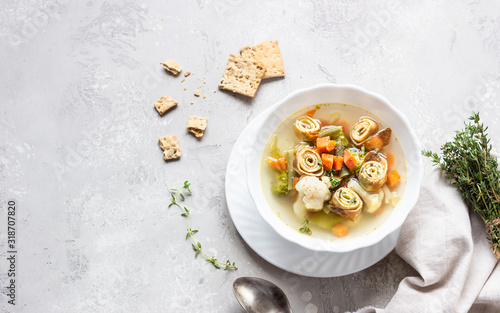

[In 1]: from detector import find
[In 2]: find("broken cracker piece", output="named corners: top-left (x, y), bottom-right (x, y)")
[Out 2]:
top-left (218, 54), bottom-right (265, 98)
top-left (194, 90), bottom-right (200, 97)
top-left (161, 59), bottom-right (182, 75)
top-left (186, 115), bottom-right (207, 138)
top-left (181, 78), bottom-right (185, 82)
top-left (241, 40), bottom-right (285, 79)
top-left (184, 71), bottom-right (191, 77)
top-left (158, 135), bottom-right (181, 160)
top-left (154, 95), bottom-right (178, 115)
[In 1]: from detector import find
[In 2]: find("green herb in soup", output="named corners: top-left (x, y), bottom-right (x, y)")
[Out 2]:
top-left (262, 104), bottom-right (405, 239)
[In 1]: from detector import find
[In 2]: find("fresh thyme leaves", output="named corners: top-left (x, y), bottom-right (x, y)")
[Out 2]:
top-left (299, 218), bottom-right (312, 235)
top-left (330, 176), bottom-right (340, 188)
top-left (422, 112), bottom-right (500, 259)
top-left (168, 194), bottom-right (177, 208)
top-left (327, 170), bottom-right (341, 188)
top-left (206, 256), bottom-right (221, 269)
top-left (169, 181), bottom-right (191, 202)
top-left (186, 227), bottom-right (198, 239)
top-left (169, 181), bottom-right (238, 270)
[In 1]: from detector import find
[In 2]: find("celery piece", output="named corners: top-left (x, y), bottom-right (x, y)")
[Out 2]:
top-left (319, 126), bottom-right (343, 138)
top-left (334, 134), bottom-right (349, 157)
top-left (339, 164), bottom-right (350, 178)
top-left (285, 150), bottom-right (296, 190)
top-left (308, 210), bottom-right (345, 229)
top-left (268, 134), bottom-right (281, 157)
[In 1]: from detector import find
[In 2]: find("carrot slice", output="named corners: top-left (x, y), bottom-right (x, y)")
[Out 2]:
top-left (316, 136), bottom-right (330, 153)
top-left (278, 156), bottom-right (287, 172)
top-left (321, 153), bottom-right (334, 172)
top-left (293, 177), bottom-right (300, 189)
top-left (266, 157), bottom-right (283, 172)
top-left (387, 170), bottom-right (401, 187)
top-left (343, 150), bottom-right (357, 170)
top-left (306, 109), bottom-right (316, 117)
top-left (333, 156), bottom-right (344, 171)
top-left (386, 152), bottom-right (395, 170)
top-left (326, 140), bottom-right (336, 152)
top-left (332, 224), bottom-right (349, 238)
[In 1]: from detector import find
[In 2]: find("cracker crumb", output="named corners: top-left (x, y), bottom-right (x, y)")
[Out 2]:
top-left (203, 95), bottom-right (206, 99)
top-left (184, 87), bottom-right (187, 91)
top-left (161, 59), bottom-right (182, 75)
top-left (194, 90), bottom-right (200, 97)
top-left (186, 115), bottom-right (208, 138)
top-left (181, 78), bottom-right (185, 83)
top-left (154, 95), bottom-right (178, 115)
top-left (184, 71), bottom-right (191, 77)
top-left (158, 135), bottom-right (181, 160)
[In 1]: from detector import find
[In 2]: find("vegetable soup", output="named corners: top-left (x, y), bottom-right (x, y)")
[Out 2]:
top-left (261, 103), bottom-right (406, 240)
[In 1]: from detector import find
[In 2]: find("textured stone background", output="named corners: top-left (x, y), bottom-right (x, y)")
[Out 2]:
top-left (1, 1), bottom-right (500, 312)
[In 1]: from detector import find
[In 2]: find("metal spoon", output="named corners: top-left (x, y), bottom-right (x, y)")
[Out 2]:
top-left (233, 277), bottom-right (293, 313)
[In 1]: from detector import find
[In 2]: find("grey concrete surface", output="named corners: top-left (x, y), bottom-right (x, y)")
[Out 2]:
top-left (1, 1), bottom-right (500, 312)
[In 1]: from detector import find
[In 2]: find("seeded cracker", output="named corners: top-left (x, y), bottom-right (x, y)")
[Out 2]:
top-left (186, 115), bottom-right (207, 138)
top-left (158, 135), bottom-right (181, 160)
top-left (218, 54), bottom-right (265, 98)
top-left (240, 40), bottom-right (285, 79)
top-left (154, 95), bottom-right (178, 115)
top-left (161, 59), bottom-right (182, 75)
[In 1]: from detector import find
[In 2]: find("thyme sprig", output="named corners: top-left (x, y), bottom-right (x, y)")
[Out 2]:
top-left (169, 181), bottom-right (238, 270)
top-left (299, 218), bottom-right (312, 235)
top-left (422, 112), bottom-right (500, 258)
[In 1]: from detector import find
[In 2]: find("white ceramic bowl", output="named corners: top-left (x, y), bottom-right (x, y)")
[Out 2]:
top-left (246, 83), bottom-right (423, 253)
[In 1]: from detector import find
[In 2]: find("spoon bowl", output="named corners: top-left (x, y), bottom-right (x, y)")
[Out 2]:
top-left (233, 277), bottom-right (293, 313)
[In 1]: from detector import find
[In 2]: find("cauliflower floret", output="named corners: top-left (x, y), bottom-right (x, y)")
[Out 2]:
top-left (295, 176), bottom-right (331, 212)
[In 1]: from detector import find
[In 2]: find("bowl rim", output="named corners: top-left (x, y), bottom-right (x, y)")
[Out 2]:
top-left (245, 83), bottom-right (424, 253)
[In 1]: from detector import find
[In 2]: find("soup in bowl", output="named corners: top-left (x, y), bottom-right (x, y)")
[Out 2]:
top-left (246, 84), bottom-right (423, 253)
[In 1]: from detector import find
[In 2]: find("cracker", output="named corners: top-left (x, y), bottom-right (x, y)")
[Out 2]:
top-left (161, 59), bottom-right (182, 75)
top-left (186, 115), bottom-right (207, 138)
top-left (218, 54), bottom-right (265, 98)
top-left (154, 95), bottom-right (178, 115)
top-left (194, 90), bottom-right (200, 97)
top-left (240, 45), bottom-right (258, 60)
top-left (158, 135), bottom-right (181, 160)
top-left (241, 40), bottom-right (285, 79)
top-left (184, 71), bottom-right (191, 77)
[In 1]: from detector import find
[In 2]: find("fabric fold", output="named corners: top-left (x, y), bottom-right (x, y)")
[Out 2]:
top-left (354, 167), bottom-right (500, 313)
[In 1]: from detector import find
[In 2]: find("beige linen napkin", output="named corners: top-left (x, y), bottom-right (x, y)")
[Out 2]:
top-left (355, 166), bottom-right (500, 313)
